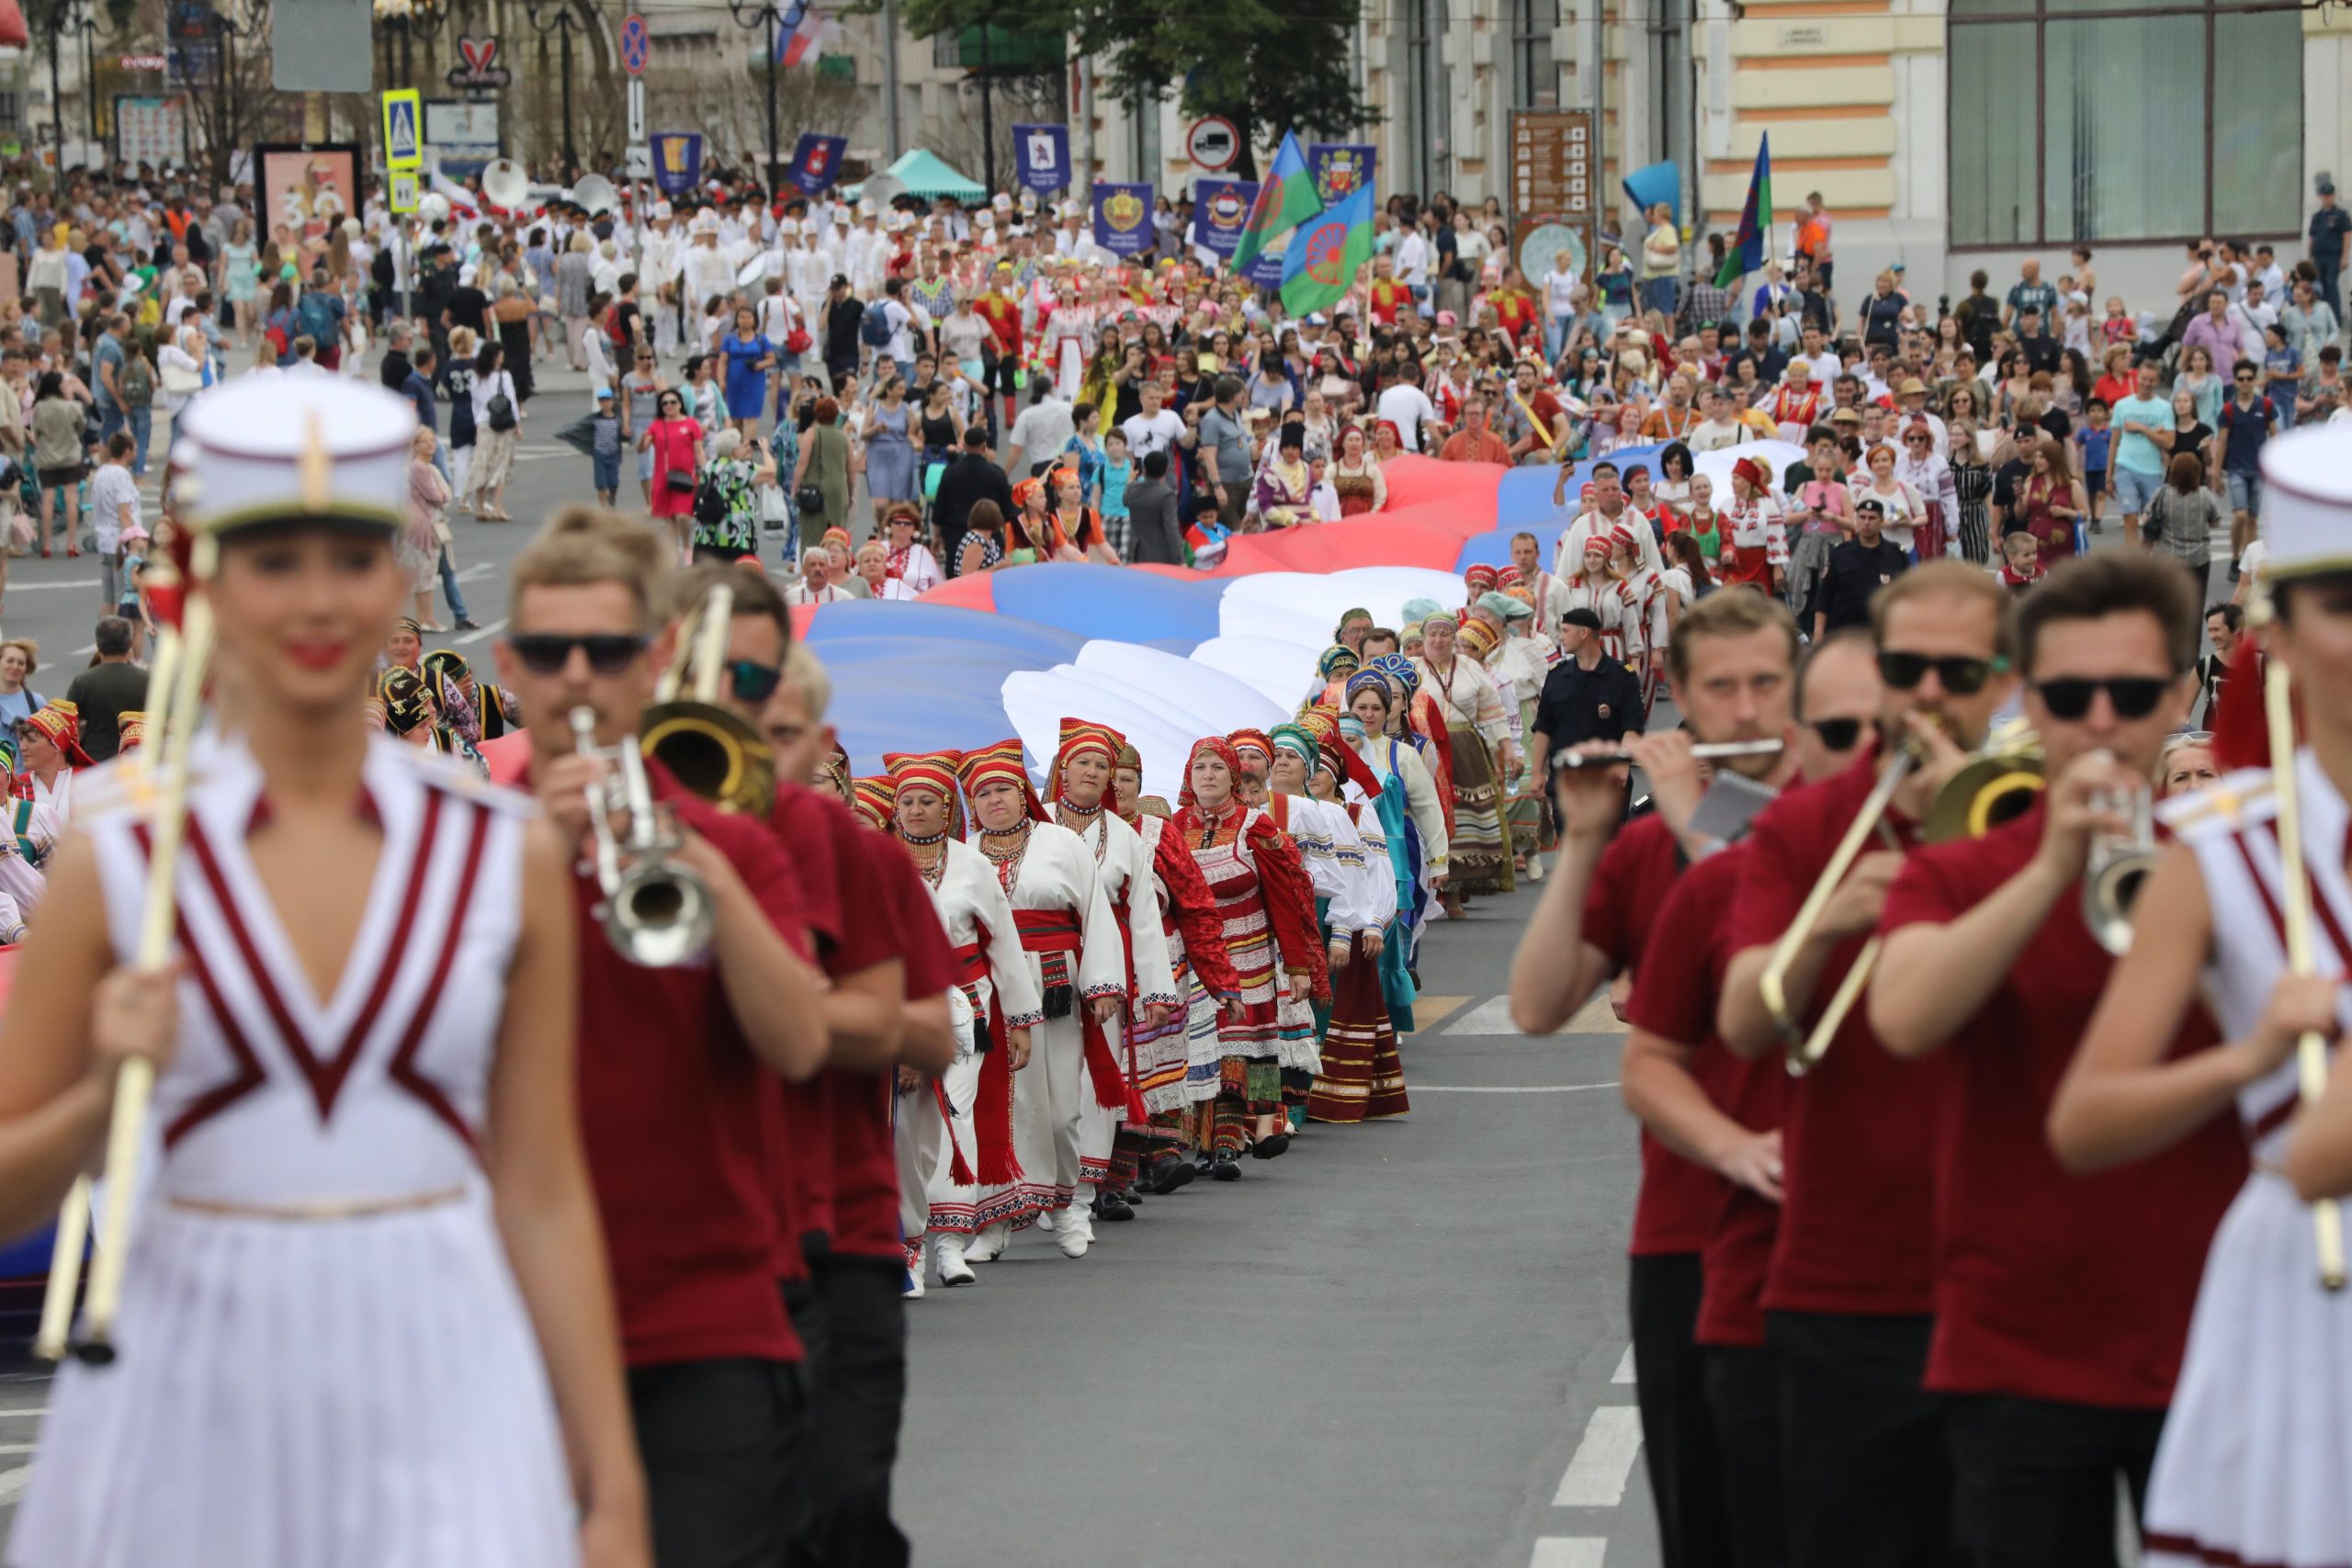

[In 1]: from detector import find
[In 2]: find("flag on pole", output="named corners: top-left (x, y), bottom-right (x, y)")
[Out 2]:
top-left (1232, 131), bottom-right (1320, 272)
top-left (773, 1), bottom-right (830, 64)
top-left (1714, 134), bottom-right (1773, 288)
top-left (1278, 182), bottom-right (1375, 317)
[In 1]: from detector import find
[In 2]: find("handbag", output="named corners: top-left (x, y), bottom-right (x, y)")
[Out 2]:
top-left (664, 468), bottom-right (698, 495)
top-left (785, 325), bottom-right (812, 355)
top-left (794, 481), bottom-right (824, 514)
top-left (486, 390), bottom-right (518, 433)
top-left (159, 361), bottom-right (202, 397)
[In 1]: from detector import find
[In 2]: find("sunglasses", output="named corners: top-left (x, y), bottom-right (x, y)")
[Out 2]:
top-left (1877, 649), bottom-right (2007, 695)
top-left (1808, 716), bottom-right (1867, 751)
top-left (726, 659), bottom-right (783, 705)
top-left (2034, 675), bottom-right (2170, 722)
top-left (508, 633), bottom-right (647, 676)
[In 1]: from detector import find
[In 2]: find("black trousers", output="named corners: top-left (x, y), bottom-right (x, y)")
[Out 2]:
top-left (1768, 1310), bottom-right (1953, 1568)
top-left (1944, 1393), bottom-right (2161, 1568)
top-left (1704, 1342), bottom-right (1788, 1568)
top-left (1630, 1253), bottom-right (1732, 1568)
top-left (628, 1356), bottom-right (807, 1568)
top-left (782, 1256), bottom-right (911, 1568)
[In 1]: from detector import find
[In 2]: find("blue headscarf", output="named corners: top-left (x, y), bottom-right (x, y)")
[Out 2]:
top-left (1344, 669), bottom-right (1395, 707)
top-left (1317, 644), bottom-right (1362, 679)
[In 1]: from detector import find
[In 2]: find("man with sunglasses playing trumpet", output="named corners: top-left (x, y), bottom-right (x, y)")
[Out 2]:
top-left (1715, 560), bottom-right (2016, 1568)
top-left (1861, 553), bottom-right (2245, 1568)
top-left (495, 507), bottom-right (833, 1568)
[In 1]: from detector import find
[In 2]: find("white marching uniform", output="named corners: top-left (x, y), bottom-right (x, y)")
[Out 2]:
top-left (919, 838), bottom-right (1043, 1239)
top-left (12, 734), bottom-right (576, 1568)
top-left (2145, 753), bottom-right (2352, 1568)
top-left (975, 822), bottom-right (1125, 1222)
top-left (1059, 809), bottom-right (1177, 1189)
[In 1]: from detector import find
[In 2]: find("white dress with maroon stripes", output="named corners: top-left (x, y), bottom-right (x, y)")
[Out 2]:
top-left (2144, 754), bottom-right (2352, 1568)
top-left (1061, 809), bottom-right (1178, 1188)
top-left (918, 839), bottom-right (1044, 1239)
top-left (8, 733), bottom-right (577, 1568)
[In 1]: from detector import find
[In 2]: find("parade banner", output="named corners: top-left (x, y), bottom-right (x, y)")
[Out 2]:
top-left (1246, 244), bottom-right (1285, 289)
top-left (254, 143), bottom-right (359, 246)
top-left (1306, 142), bottom-right (1376, 209)
top-left (786, 131), bottom-right (846, 195)
top-left (1091, 182), bottom-right (1154, 257)
top-left (650, 131), bottom-right (704, 197)
top-left (1191, 178), bottom-right (1258, 258)
top-left (1016, 123), bottom-right (1070, 197)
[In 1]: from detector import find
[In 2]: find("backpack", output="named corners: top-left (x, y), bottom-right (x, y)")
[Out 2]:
top-left (859, 300), bottom-right (890, 350)
top-left (485, 384), bottom-right (517, 433)
top-left (693, 472), bottom-right (729, 529)
top-left (605, 303), bottom-right (628, 348)
top-left (119, 353), bottom-right (154, 411)
top-left (370, 246), bottom-right (395, 288)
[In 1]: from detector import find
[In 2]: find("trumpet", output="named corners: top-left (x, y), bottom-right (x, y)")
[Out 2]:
top-left (1552, 739), bottom-right (1785, 772)
top-left (641, 582), bottom-right (775, 816)
top-left (2082, 767), bottom-right (2156, 957)
top-left (571, 705), bottom-right (715, 967)
top-left (1759, 744), bottom-right (1914, 1077)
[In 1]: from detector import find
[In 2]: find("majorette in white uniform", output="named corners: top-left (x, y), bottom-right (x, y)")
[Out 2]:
top-left (955, 740), bottom-right (1125, 1246)
top-left (2140, 428), bottom-right (2352, 1568)
top-left (10, 378), bottom-right (579, 1568)
top-left (1046, 721), bottom-right (1178, 1196)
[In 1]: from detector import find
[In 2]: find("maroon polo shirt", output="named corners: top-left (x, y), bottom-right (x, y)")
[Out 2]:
top-left (1882, 804), bottom-right (2245, 1407)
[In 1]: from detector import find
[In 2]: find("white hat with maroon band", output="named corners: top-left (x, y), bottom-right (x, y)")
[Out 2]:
top-left (2258, 425), bottom-right (2352, 581)
top-left (172, 377), bottom-right (413, 536)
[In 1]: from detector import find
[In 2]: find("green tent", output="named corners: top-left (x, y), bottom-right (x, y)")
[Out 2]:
top-left (844, 149), bottom-right (986, 204)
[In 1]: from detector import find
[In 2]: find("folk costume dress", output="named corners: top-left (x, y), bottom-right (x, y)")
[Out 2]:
top-left (2142, 755), bottom-right (2352, 1568)
top-left (889, 753), bottom-right (1048, 1245)
top-left (1046, 722), bottom-right (1179, 1198)
top-left (12, 734), bottom-right (578, 1568)
top-left (1170, 737), bottom-right (1329, 1158)
top-left (1229, 728), bottom-right (1341, 1112)
top-left (958, 741), bottom-right (1127, 1227)
top-left (1367, 650), bottom-right (1458, 845)
top-left (1418, 642), bottom-right (1517, 896)
top-left (1491, 623), bottom-right (1563, 857)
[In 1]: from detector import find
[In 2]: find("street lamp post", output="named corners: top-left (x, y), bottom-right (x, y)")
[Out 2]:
top-left (74, 11), bottom-right (99, 169)
top-left (524, 0), bottom-right (588, 181)
top-left (723, 0), bottom-right (786, 192)
top-left (40, 0), bottom-right (91, 193)
top-left (202, 0), bottom-right (267, 192)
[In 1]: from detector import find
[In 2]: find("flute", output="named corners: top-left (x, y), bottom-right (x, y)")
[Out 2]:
top-left (1551, 739), bottom-right (1785, 772)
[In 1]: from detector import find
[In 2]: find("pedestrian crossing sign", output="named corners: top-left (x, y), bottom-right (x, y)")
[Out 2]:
top-left (389, 170), bottom-right (420, 213)
top-left (381, 90), bottom-right (424, 172)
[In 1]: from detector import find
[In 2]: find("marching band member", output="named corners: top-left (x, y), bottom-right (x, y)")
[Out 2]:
top-left (1716, 561), bottom-right (2018, 1567)
top-left (3, 379), bottom-right (650, 1566)
top-left (1113, 739), bottom-right (1243, 1196)
top-left (957, 739), bottom-right (1127, 1260)
top-left (1046, 720), bottom-right (1178, 1222)
top-left (498, 505), bottom-right (829, 1568)
top-left (1617, 628), bottom-right (1882, 1568)
top-left (1864, 553), bottom-right (2243, 1566)
top-left (1511, 586), bottom-right (1802, 1568)
top-left (2052, 428), bottom-right (2352, 1568)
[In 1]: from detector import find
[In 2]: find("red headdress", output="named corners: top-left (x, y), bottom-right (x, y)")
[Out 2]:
top-left (1225, 728), bottom-right (1276, 780)
top-left (21, 699), bottom-right (92, 768)
top-left (1048, 718), bottom-right (1127, 816)
top-left (1177, 735), bottom-right (1245, 811)
top-left (1464, 563), bottom-right (1500, 592)
top-left (882, 749), bottom-right (968, 840)
top-left (956, 739), bottom-right (1048, 825)
top-left (848, 775), bottom-right (896, 831)
top-left (1732, 456), bottom-right (1770, 493)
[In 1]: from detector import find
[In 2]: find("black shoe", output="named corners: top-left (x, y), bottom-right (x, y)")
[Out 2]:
top-left (1210, 1151), bottom-right (1242, 1181)
top-left (1093, 1190), bottom-right (1136, 1222)
top-left (1118, 1187), bottom-right (1145, 1206)
top-left (1250, 1132), bottom-right (1292, 1160)
top-left (1144, 1156), bottom-right (1196, 1195)
top-left (453, 617), bottom-right (483, 631)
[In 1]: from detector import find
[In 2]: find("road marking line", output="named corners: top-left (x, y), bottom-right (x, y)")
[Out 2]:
top-left (1530, 1540), bottom-right (1607, 1568)
top-left (453, 618), bottom-right (506, 647)
top-left (1442, 995), bottom-right (1628, 1037)
top-left (0, 1442), bottom-right (33, 1454)
top-left (1413, 1082), bottom-right (1620, 1095)
top-left (0, 580), bottom-right (101, 591)
top-left (455, 562), bottom-right (495, 581)
top-left (0, 1408), bottom-right (49, 1417)
top-left (1407, 995), bottom-right (1471, 1033)
top-left (1553, 1405), bottom-right (1644, 1507)
top-left (0, 1465), bottom-right (27, 1505)
top-left (1612, 1346), bottom-right (1634, 1384)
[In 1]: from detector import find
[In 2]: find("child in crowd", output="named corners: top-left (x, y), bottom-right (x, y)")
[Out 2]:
top-left (2075, 397), bottom-right (2111, 530)
top-left (1309, 455), bottom-right (1340, 523)
top-left (2100, 297), bottom-right (2135, 351)
top-left (589, 386), bottom-right (623, 506)
top-left (1998, 527), bottom-right (2043, 594)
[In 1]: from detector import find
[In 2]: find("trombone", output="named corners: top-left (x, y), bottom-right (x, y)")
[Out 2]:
top-left (33, 536), bottom-right (218, 1365)
top-left (1758, 746), bottom-right (1914, 1077)
top-left (640, 581), bottom-right (775, 815)
top-left (2256, 602), bottom-right (2346, 1292)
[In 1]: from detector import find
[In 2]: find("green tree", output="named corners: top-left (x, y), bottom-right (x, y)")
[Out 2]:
top-left (884, 0), bottom-right (1371, 180)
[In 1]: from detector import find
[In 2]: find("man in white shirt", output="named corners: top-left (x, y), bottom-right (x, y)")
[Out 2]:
top-left (2231, 279), bottom-right (2280, 359)
top-left (1543, 258), bottom-right (1583, 365)
top-left (1510, 529), bottom-right (1576, 645)
top-left (1687, 383), bottom-right (1748, 454)
top-left (1799, 322), bottom-right (1840, 389)
top-left (1554, 467), bottom-right (1663, 581)
top-left (1375, 369), bottom-right (1441, 452)
top-left (1394, 221), bottom-right (1431, 313)
top-left (1006, 383), bottom-right (1076, 479)
top-left (1120, 378), bottom-right (1186, 459)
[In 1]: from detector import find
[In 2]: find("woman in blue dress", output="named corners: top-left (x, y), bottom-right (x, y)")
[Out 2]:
top-left (1346, 668), bottom-right (1450, 1011)
top-left (719, 306), bottom-right (775, 445)
top-left (860, 375), bottom-right (917, 532)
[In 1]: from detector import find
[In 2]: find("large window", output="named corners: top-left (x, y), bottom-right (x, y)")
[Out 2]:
top-left (1402, 0), bottom-right (1450, 197)
top-left (1512, 0), bottom-right (1558, 108)
top-left (1949, 0), bottom-right (2301, 247)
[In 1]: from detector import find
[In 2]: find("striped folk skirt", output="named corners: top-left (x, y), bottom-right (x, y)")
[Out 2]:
top-left (1307, 931), bottom-right (1410, 1124)
top-left (1445, 720), bottom-right (1515, 896)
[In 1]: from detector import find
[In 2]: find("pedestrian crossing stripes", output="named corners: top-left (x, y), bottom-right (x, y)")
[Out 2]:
top-left (1438, 993), bottom-right (1628, 1036)
top-left (1553, 1405), bottom-right (1645, 1507)
top-left (1530, 1539), bottom-right (1608, 1567)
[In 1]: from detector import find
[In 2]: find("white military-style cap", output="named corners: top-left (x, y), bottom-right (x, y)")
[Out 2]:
top-left (2259, 425), bottom-right (2352, 581)
top-left (174, 377), bottom-right (415, 536)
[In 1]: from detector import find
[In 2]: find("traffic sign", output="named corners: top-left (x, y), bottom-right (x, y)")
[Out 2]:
top-left (626, 145), bottom-right (651, 179)
top-left (1185, 117), bottom-right (1238, 172)
top-left (381, 88), bottom-right (424, 171)
top-left (626, 78), bottom-right (645, 147)
top-left (619, 13), bottom-right (650, 76)
top-left (388, 170), bottom-right (419, 212)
